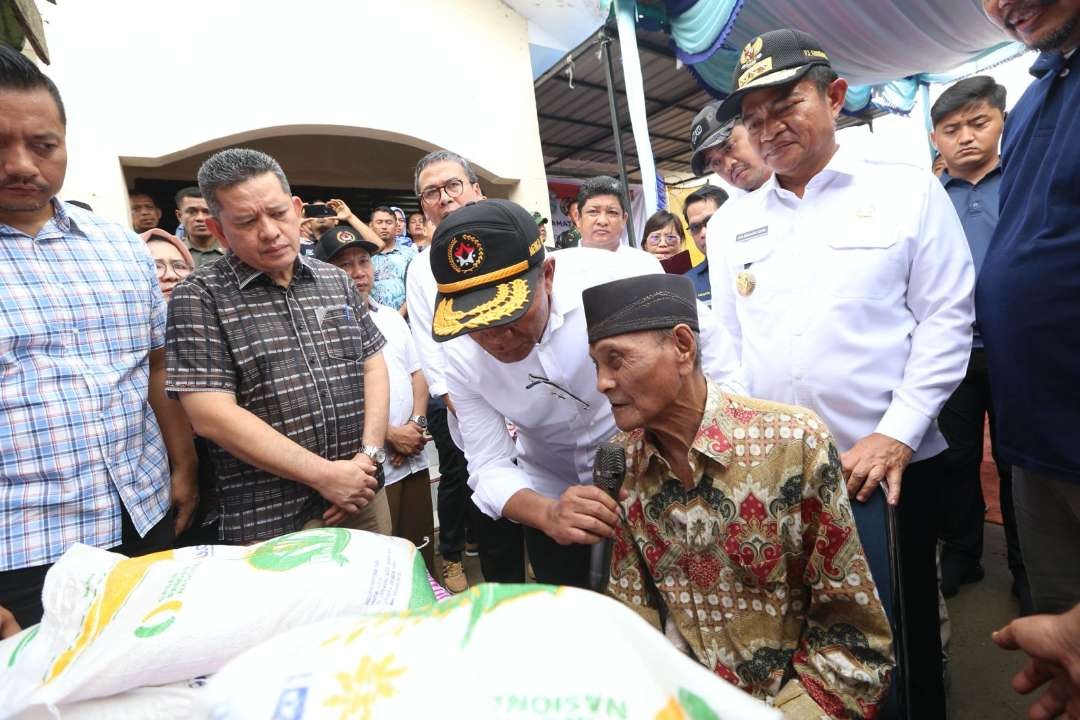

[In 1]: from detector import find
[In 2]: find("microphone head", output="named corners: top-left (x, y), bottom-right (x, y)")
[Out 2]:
top-left (592, 443), bottom-right (626, 497)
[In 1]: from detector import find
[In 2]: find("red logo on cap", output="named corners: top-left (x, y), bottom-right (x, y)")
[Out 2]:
top-left (448, 233), bottom-right (485, 273)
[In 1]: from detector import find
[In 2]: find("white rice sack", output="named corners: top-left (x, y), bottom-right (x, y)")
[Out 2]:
top-left (0, 528), bottom-right (434, 717)
top-left (204, 583), bottom-right (780, 720)
top-left (12, 677), bottom-right (207, 720)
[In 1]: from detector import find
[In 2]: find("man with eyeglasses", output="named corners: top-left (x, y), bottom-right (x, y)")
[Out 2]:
top-left (0, 47), bottom-right (197, 627)
top-left (405, 149), bottom-right (489, 590)
top-left (429, 199), bottom-right (742, 589)
top-left (681, 185), bottom-right (729, 306)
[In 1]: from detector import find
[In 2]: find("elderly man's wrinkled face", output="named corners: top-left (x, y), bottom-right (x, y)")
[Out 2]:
top-left (591, 329), bottom-right (687, 431)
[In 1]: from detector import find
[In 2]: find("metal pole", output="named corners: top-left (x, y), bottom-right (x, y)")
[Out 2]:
top-left (600, 30), bottom-right (637, 247)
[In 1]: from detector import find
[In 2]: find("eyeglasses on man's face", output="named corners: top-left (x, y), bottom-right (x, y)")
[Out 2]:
top-left (155, 260), bottom-right (194, 278)
top-left (420, 178), bottom-right (466, 206)
top-left (687, 213), bottom-right (715, 235)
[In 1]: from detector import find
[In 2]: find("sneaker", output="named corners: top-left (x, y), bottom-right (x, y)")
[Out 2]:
top-left (442, 559), bottom-right (468, 594)
top-left (464, 542), bottom-right (479, 557)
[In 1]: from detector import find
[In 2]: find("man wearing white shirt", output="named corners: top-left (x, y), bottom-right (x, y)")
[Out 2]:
top-left (708, 29), bottom-right (974, 719)
top-left (316, 226), bottom-right (435, 576)
top-left (431, 199), bottom-right (742, 588)
top-left (407, 149), bottom-right (522, 588)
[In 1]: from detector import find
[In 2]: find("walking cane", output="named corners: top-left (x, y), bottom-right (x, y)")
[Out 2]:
top-left (883, 481), bottom-right (912, 720)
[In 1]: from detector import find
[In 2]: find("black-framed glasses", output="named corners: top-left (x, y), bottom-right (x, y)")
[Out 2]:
top-left (688, 213), bottom-right (715, 235)
top-left (419, 178), bottom-right (466, 206)
top-left (525, 373), bottom-right (590, 410)
top-left (154, 259), bottom-right (194, 278)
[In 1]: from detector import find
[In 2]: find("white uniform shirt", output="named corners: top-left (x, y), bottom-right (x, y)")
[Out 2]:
top-left (368, 301), bottom-right (428, 485)
top-left (405, 247), bottom-right (448, 398)
top-left (706, 144), bottom-right (975, 461)
top-left (445, 246), bottom-right (743, 518)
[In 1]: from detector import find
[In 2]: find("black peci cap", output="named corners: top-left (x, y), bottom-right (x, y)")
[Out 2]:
top-left (583, 274), bottom-right (699, 344)
top-left (716, 28), bottom-right (833, 125)
top-left (429, 199), bottom-right (545, 342)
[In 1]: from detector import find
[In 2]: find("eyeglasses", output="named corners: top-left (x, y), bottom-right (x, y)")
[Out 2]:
top-left (525, 373), bottom-right (590, 410)
top-left (419, 178), bottom-right (466, 206)
top-left (687, 213), bottom-right (715, 235)
top-left (645, 233), bottom-right (682, 248)
top-left (155, 260), bottom-right (194, 278)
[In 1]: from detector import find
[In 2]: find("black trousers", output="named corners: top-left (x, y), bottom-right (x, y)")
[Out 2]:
top-left (852, 456), bottom-right (946, 720)
top-left (428, 401), bottom-right (471, 558)
top-left (937, 350), bottom-right (1024, 576)
top-left (0, 504), bottom-right (175, 628)
top-left (470, 504), bottom-right (590, 589)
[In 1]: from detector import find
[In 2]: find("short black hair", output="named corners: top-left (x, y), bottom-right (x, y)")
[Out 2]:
top-left (174, 186), bottom-right (203, 207)
top-left (371, 205), bottom-right (396, 220)
top-left (682, 185), bottom-right (729, 225)
top-left (804, 65), bottom-right (839, 95)
top-left (0, 45), bottom-right (66, 125)
top-left (642, 210), bottom-right (685, 245)
top-left (128, 189), bottom-right (157, 202)
top-left (930, 75), bottom-right (1006, 128)
top-left (576, 176), bottom-right (628, 214)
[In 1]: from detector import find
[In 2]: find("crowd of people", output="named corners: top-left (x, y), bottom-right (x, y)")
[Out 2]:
top-left (0, 1), bottom-right (1078, 717)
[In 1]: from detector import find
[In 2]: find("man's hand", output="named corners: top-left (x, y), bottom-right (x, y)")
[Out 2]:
top-left (442, 394), bottom-right (457, 417)
top-left (993, 606), bottom-right (1080, 720)
top-left (389, 451), bottom-right (407, 468)
top-left (841, 433), bottom-right (913, 506)
top-left (170, 464), bottom-right (199, 536)
top-left (0, 605), bottom-right (21, 640)
top-left (541, 485), bottom-right (621, 546)
top-left (314, 457), bottom-right (378, 513)
top-left (327, 198), bottom-right (353, 221)
top-left (386, 422), bottom-right (425, 457)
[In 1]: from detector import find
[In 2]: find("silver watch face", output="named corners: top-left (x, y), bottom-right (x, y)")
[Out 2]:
top-left (414, 415), bottom-right (428, 429)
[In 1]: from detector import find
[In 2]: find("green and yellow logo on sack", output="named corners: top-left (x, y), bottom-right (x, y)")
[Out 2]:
top-left (247, 528), bottom-right (351, 572)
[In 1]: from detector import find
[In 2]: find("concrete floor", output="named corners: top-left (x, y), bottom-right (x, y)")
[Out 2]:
top-left (945, 522), bottom-right (1031, 720)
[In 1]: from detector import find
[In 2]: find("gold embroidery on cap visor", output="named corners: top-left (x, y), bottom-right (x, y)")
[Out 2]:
top-left (432, 277), bottom-right (532, 339)
top-left (736, 64), bottom-right (805, 92)
top-left (737, 57), bottom-right (774, 89)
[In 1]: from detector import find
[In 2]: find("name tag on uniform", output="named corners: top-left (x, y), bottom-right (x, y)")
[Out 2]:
top-left (735, 226), bottom-right (768, 243)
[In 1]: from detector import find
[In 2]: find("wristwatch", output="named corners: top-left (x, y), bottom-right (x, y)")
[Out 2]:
top-left (409, 414), bottom-right (428, 429)
top-left (361, 444), bottom-right (386, 464)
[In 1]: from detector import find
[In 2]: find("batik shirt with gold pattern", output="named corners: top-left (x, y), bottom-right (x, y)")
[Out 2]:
top-left (607, 380), bottom-right (893, 719)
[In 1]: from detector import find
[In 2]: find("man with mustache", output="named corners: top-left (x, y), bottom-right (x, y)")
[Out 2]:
top-left (0, 46), bottom-right (197, 626)
top-left (707, 29), bottom-right (976, 718)
top-left (976, 0), bottom-right (1080, 621)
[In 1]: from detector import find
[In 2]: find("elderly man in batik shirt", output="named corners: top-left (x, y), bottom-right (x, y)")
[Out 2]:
top-left (584, 274), bottom-right (893, 720)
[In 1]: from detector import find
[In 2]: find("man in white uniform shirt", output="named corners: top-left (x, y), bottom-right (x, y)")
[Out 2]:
top-left (316, 226), bottom-right (435, 577)
top-left (431, 199), bottom-right (741, 588)
top-left (707, 30), bottom-right (975, 719)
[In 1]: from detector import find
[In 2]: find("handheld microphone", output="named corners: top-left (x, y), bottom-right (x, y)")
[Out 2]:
top-left (588, 443), bottom-right (627, 593)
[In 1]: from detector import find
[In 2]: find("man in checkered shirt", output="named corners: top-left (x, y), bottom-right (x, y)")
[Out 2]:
top-left (0, 47), bottom-right (198, 627)
top-left (165, 148), bottom-right (391, 544)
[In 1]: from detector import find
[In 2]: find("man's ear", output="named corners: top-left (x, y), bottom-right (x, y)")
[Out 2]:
top-left (672, 323), bottom-right (697, 372)
top-left (206, 217), bottom-right (230, 250)
top-left (827, 77), bottom-right (849, 119)
top-left (929, 130), bottom-right (939, 152)
top-left (175, 208), bottom-right (183, 224)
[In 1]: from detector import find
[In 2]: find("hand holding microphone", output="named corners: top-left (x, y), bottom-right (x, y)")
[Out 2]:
top-left (589, 444), bottom-right (627, 593)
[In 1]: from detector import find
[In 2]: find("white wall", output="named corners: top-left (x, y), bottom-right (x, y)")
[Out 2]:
top-left (37, 0), bottom-right (549, 225)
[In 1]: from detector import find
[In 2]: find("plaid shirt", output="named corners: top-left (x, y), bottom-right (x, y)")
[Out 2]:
top-left (165, 252), bottom-right (385, 543)
top-left (0, 201), bottom-right (170, 572)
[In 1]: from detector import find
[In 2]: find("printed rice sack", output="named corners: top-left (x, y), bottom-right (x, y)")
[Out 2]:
top-left (0, 528), bottom-right (434, 717)
top-left (204, 583), bottom-right (780, 720)
top-left (11, 678), bottom-right (207, 720)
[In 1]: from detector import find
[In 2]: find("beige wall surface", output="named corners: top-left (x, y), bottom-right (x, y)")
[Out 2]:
top-left (38, 0), bottom-right (548, 225)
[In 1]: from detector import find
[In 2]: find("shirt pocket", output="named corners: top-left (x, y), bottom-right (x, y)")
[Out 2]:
top-left (320, 305), bottom-right (365, 362)
top-left (822, 219), bottom-right (902, 300)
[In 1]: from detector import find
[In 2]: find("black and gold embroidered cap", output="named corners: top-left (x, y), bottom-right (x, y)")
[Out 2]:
top-left (314, 224), bottom-right (379, 263)
top-left (430, 199), bottom-right (545, 342)
top-left (715, 28), bottom-right (832, 125)
top-left (583, 274), bottom-right (699, 344)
